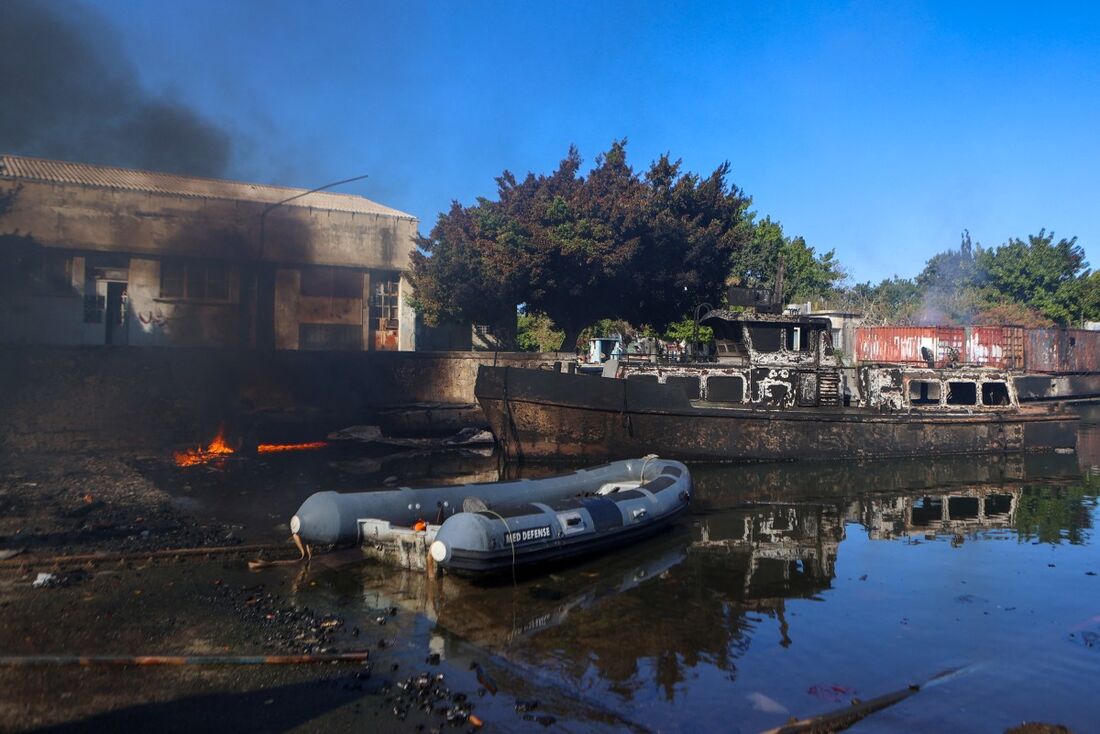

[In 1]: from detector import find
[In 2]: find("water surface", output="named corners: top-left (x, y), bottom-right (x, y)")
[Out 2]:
top-left (159, 422), bottom-right (1100, 731)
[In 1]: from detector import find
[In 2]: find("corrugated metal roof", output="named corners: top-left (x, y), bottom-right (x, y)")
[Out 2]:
top-left (0, 153), bottom-right (415, 220)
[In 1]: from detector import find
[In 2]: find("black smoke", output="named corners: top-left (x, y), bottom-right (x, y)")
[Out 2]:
top-left (0, 0), bottom-right (231, 178)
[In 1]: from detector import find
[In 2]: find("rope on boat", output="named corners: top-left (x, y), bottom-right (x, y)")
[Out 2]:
top-left (0, 651), bottom-right (372, 667)
top-left (247, 533), bottom-right (311, 570)
top-left (639, 454), bottom-right (660, 483)
top-left (479, 507), bottom-right (518, 586)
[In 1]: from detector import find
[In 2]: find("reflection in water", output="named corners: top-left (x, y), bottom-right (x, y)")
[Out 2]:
top-left (156, 419), bottom-right (1100, 731)
top-left (312, 439), bottom-right (1100, 731)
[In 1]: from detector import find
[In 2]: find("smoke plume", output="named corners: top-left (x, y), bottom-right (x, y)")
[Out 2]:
top-left (0, 1), bottom-right (231, 178)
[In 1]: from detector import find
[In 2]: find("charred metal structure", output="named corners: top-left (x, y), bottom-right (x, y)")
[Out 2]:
top-left (475, 309), bottom-right (1079, 462)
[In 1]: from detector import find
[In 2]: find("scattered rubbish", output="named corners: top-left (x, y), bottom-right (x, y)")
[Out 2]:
top-left (535, 715), bottom-right (556, 727)
top-left (762, 667), bottom-right (966, 734)
top-left (515, 698), bottom-right (540, 713)
top-left (470, 661), bottom-right (497, 695)
top-left (807, 684), bottom-right (855, 702)
top-left (425, 653), bottom-right (440, 665)
top-left (0, 652), bottom-right (372, 666)
top-left (32, 572), bottom-right (58, 588)
top-left (747, 691), bottom-right (788, 714)
top-left (328, 424), bottom-right (494, 449)
top-left (1004, 724), bottom-right (1073, 734)
top-left (64, 499), bottom-right (105, 519)
top-left (0, 548), bottom-right (24, 561)
top-left (327, 425), bottom-right (383, 442)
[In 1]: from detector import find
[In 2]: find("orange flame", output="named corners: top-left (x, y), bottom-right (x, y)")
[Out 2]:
top-left (174, 426), bottom-right (235, 467)
top-left (256, 441), bottom-right (328, 454)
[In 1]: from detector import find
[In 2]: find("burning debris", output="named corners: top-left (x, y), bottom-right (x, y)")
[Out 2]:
top-left (173, 426), bottom-right (328, 467)
top-left (256, 441), bottom-right (328, 454)
top-left (173, 426), bottom-right (236, 467)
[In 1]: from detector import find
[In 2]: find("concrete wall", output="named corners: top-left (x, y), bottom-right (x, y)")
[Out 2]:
top-left (1, 177), bottom-right (419, 351)
top-left (0, 346), bottom-right (560, 455)
top-left (1, 178), bottom-right (417, 270)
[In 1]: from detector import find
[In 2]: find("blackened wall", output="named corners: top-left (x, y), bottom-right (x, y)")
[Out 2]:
top-left (0, 346), bottom-right (561, 456)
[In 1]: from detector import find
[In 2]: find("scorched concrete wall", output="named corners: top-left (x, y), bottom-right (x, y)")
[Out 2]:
top-left (0, 346), bottom-right (560, 456)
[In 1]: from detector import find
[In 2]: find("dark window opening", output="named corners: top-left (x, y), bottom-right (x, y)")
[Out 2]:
top-left (32, 253), bottom-right (72, 294)
top-left (946, 382), bottom-right (978, 406)
top-left (160, 263), bottom-right (184, 298)
top-left (908, 380), bottom-right (941, 405)
top-left (784, 327), bottom-right (813, 352)
top-left (665, 375), bottom-right (700, 399)
top-left (750, 325), bottom-right (782, 352)
top-left (160, 261), bottom-right (233, 302)
top-left (948, 496), bottom-right (980, 520)
top-left (372, 276), bottom-right (400, 331)
top-left (981, 382), bottom-right (1011, 406)
top-left (911, 497), bottom-right (943, 527)
top-left (984, 495), bottom-right (1012, 516)
top-left (1069, 336), bottom-right (1076, 346)
top-left (707, 376), bottom-right (744, 403)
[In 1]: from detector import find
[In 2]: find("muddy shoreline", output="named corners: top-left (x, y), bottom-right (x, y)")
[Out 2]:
top-left (0, 451), bottom-right (543, 732)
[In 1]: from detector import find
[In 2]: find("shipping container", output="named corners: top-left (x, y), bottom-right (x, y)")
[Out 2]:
top-left (1024, 329), bottom-right (1100, 373)
top-left (966, 326), bottom-right (1025, 369)
top-left (856, 327), bottom-right (965, 366)
top-left (857, 325), bottom-right (1099, 373)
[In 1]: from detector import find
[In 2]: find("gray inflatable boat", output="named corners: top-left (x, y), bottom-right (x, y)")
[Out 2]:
top-left (290, 457), bottom-right (692, 577)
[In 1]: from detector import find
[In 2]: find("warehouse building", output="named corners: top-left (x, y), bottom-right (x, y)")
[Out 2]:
top-left (0, 154), bottom-right (418, 350)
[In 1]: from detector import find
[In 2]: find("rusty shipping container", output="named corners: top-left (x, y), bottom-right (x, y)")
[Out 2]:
top-left (1024, 329), bottom-right (1100, 373)
top-left (966, 326), bottom-right (1025, 369)
top-left (857, 325), bottom-right (1081, 370)
top-left (856, 327), bottom-right (966, 366)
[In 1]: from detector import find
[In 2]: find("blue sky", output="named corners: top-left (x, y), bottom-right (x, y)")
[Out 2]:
top-left (87, 0), bottom-right (1100, 283)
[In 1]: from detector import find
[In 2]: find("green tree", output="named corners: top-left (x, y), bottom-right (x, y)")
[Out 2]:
top-left (516, 309), bottom-right (565, 352)
top-left (664, 317), bottom-right (713, 344)
top-left (730, 216), bottom-right (845, 304)
top-left (410, 142), bottom-right (752, 349)
top-left (978, 230), bottom-right (1088, 324)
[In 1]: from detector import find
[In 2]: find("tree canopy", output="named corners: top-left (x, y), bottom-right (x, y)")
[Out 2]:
top-left (730, 216), bottom-right (846, 304)
top-left (412, 143), bottom-right (1098, 345)
top-left (409, 141), bottom-right (752, 348)
top-left (842, 229), bottom-right (1097, 326)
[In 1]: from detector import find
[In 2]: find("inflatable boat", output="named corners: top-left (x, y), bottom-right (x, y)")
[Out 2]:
top-left (290, 457), bottom-right (692, 577)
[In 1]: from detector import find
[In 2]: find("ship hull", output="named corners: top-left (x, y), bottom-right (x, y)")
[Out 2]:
top-left (475, 366), bottom-right (1079, 462)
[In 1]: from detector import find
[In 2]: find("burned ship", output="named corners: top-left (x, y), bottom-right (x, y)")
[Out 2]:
top-left (476, 286), bottom-right (1079, 463)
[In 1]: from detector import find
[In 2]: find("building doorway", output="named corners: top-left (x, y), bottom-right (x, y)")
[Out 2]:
top-left (105, 281), bottom-right (129, 346)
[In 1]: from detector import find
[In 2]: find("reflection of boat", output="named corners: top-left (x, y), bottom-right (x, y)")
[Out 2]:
top-left (476, 306), bottom-right (1079, 462)
top-left (692, 502), bottom-right (842, 600)
top-left (291, 458), bottom-right (692, 576)
top-left (688, 451), bottom-right (1083, 510)
top-left (862, 487), bottom-right (1018, 540)
top-left (357, 533), bottom-right (688, 647)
